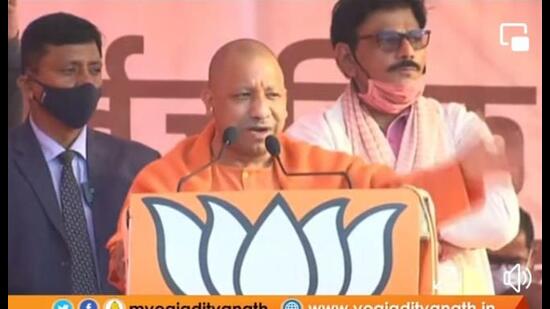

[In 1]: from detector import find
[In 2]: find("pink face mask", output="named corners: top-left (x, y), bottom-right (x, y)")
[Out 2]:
top-left (357, 78), bottom-right (426, 114)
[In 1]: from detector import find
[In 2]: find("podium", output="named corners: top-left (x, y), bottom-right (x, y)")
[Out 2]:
top-left (127, 188), bottom-right (438, 295)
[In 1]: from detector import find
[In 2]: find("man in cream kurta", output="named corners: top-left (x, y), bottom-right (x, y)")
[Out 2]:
top-left (287, 0), bottom-right (519, 295)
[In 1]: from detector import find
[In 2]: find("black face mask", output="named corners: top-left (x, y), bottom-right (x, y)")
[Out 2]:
top-left (32, 78), bottom-right (101, 129)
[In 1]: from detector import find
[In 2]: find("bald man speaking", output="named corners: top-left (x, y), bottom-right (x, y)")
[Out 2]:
top-left (106, 39), bottom-right (509, 293)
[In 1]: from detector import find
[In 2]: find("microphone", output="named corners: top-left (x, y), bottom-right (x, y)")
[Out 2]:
top-left (81, 182), bottom-right (95, 205)
top-left (82, 160), bottom-right (95, 205)
top-left (265, 135), bottom-right (353, 189)
top-left (176, 126), bottom-right (238, 192)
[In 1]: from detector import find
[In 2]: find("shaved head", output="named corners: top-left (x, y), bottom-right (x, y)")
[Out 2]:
top-left (208, 39), bottom-right (280, 88)
top-left (203, 39), bottom-right (288, 166)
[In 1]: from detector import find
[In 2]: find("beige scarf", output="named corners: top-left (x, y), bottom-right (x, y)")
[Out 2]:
top-left (340, 84), bottom-right (491, 294)
top-left (341, 84), bottom-right (449, 174)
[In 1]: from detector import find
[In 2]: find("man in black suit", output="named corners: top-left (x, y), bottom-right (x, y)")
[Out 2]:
top-left (8, 12), bottom-right (160, 294)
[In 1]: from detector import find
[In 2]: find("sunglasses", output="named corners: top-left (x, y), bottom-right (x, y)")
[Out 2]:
top-left (358, 29), bottom-right (431, 52)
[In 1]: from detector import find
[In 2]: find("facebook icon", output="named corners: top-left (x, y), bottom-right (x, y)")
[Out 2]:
top-left (79, 299), bottom-right (99, 309)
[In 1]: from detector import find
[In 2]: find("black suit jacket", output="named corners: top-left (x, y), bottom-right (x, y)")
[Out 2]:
top-left (8, 122), bottom-right (160, 294)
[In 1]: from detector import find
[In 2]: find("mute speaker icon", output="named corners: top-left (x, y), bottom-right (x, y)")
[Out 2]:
top-left (503, 263), bottom-right (532, 293)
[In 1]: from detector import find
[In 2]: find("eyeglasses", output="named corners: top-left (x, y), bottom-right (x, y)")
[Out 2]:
top-left (358, 29), bottom-right (431, 53)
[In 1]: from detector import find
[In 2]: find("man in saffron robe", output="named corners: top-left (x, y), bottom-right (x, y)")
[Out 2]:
top-left (106, 39), bottom-right (508, 293)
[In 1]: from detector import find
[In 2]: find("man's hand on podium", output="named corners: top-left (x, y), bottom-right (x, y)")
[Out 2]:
top-left (108, 240), bottom-right (127, 292)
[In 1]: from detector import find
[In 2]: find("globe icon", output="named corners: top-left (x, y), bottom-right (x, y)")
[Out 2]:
top-left (282, 299), bottom-right (302, 309)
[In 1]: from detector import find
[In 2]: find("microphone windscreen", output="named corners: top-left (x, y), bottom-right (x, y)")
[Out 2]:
top-left (265, 135), bottom-right (281, 157)
top-left (223, 126), bottom-right (239, 145)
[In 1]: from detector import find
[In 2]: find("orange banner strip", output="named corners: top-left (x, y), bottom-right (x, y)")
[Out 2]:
top-left (8, 295), bottom-right (526, 309)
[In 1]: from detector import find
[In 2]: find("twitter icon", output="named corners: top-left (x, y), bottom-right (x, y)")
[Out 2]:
top-left (52, 299), bottom-right (73, 309)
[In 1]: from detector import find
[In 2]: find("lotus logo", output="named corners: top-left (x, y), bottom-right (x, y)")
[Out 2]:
top-left (143, 193), bottom-right (404, 295)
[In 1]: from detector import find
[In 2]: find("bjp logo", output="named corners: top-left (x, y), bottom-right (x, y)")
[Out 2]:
top-left (142, 193), bottom-right (405, 295)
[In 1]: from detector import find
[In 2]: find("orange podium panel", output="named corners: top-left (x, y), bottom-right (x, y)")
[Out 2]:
top-left (128, 188), bottom-right (438, 295)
